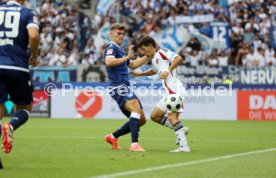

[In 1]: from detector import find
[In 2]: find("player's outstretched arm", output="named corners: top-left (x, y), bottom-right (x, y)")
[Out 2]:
top-left (128, 56), bottom-right (149, 69)
top-left (130, 68), bottom-right (156, 77)
top-left (159, 55), bottom-right (184, 79)
top-left (106, 45), bottom-right (134, 67)
top-left (28, 27), bottom-right (40, 67)
top-left (168, 55), bottom-right (184, 72)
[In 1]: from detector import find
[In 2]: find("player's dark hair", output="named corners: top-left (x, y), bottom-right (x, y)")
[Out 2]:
top-left (138, 36), bottom-right (156, 48)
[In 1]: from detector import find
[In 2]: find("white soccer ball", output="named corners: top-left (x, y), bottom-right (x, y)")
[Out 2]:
top-left (165, 94), bottom-right (183, 112)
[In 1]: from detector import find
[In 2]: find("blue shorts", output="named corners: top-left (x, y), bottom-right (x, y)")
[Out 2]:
top-left (109, 85), bottom-right (142, 118)
top-left (0, 69), bottom-right (33, 105)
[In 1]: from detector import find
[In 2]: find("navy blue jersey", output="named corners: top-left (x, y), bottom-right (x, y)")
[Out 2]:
top-left (0, 1), bottom-right (39, 71)
top-left (104, 42), bottom-right (130, 86)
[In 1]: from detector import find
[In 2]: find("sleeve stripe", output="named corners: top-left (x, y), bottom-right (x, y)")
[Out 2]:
top-left (159, 52), bottom-right (169, 60)
top-left (27, 23), bottom-right (39, 30)
top-left (105, 55), bottom-right (115, 60)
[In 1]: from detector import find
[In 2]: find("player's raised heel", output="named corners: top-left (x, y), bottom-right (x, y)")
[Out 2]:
top-left (2, 123), bottom-right (13, 154)
top-left (129, 143), bottom-right (145, 152)
top-left (104, 134), bottom-right (121, 150)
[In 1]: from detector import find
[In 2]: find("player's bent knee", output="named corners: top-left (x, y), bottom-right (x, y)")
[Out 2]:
top-left (150, 114), bottom-right (160, 123)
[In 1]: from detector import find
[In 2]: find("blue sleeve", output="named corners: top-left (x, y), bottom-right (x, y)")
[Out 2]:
top-left (104, 44), bottom-right (117, 58)
top-left (26, 10), bottom-right (39, 30)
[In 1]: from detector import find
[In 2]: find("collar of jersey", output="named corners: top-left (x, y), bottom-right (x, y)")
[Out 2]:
top-left (109, 41), bottom-right (121, 48)
top-left (7, 1), bottom-right (22, 6)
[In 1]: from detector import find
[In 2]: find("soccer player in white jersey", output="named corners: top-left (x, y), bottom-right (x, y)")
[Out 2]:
top-left (132, 36), bottom-right (190, 152)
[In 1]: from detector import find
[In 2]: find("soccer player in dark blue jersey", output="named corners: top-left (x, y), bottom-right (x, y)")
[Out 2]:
top-left (0, 0), bottom-right (39, 153)
top-left (104, 23), bottom-right (148, 151)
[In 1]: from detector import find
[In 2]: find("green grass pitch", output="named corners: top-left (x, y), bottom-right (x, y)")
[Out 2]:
top-left (0, 119), bottom-right (276, 178)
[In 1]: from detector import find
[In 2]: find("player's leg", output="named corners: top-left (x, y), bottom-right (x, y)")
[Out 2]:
top-left (0, 70), bottom-right (8, 147)
top-left (151, 97), bottom-right (189, 135)
top-left (0, 104), bottom-right (4, 138)
top-left (105, 86), bottom-right (130, 150)
top-left (151, 105), bottom-right (172, 129)
top-left (105, 102), bottom-right (146, 150)
top-left (168, 112), bottom-right (190, 153)
top-left (0, 104), bottom-right (3, 169)
top-left (124, 98), bottom-right (145, 151)
top-left (105, 86), bottom-right (146, 150)
top-left (1, 70), bottom-right (33, 153)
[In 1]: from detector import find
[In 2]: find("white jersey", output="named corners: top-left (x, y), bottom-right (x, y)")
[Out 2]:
top-left (152, 48), bottom-right (185, 96)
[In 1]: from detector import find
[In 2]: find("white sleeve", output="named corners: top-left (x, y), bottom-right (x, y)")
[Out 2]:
top-left (164, 49), bottom-right (178, 62)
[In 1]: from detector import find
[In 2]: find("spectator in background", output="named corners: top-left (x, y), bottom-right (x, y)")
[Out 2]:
top-left (267, 52), bottom-right (276, 66)
top-left (38, 49), bottom-right (51, 66)
top-left (81, 50), bottom-right (95, 65)
top-left (40, 26), bottom-right (53, 51)
top-left (265, 45), bottom-right (275, 64)
top-left (243, 27), bottom-right (256, 46)
top-left (27, 0), bottom-right (276, 68)
top-left (218, 50), bottom-right (230, 66)
top-left (207, 49), bottom-right (219, 67)
top-left (252, 47), bottom-right (266, 67)
top-left (49, 47), bottom-right (67, 66)
top-left (235, 42), bottom-right (250, 65)
top-left (242, 47), bottom-right (254, 67)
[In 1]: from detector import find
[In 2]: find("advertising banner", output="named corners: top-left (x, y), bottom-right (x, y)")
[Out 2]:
top-left (30, 66), bottom-right (77, 83)
top-left (130, 65), bottom-right (276, 84)
top-left (31, 90), bottom-right (50, 117)
top-left (3, 90), bottom-right (50, 118)
top-left (237, 91), bottom-right (276, 120)
top-left (182, 90), bottom-right (236, 120)
top-left (51, 88), bottom-right (236, 120)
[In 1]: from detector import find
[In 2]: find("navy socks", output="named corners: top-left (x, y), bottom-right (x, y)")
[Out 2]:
top-left (112, 121), bottom-right (130, 138)
top-left (129, 113), bottom-right (140, 143)
top-left (10, 110), bottom-right (30, 131)
top-left (112, 112), bottom-right (141, 143)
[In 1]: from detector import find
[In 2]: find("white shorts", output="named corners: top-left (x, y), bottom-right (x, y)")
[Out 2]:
top-left (156, 95), bottom-right (184, 113)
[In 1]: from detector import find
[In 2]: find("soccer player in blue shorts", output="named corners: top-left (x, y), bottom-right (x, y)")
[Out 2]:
top-left (0, 0), bottom-right (39, 153)
top-left (104, 23), bottom-right (148, 151)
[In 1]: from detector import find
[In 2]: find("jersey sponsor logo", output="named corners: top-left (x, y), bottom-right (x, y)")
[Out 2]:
top-left (106, 49), bottom-right (113, 55)
top-left (237, 91), bottom-right (276, 120)
top-left (156, 58), bottom-right (159, 64)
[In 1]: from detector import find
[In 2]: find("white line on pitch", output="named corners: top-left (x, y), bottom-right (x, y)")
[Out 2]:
top-left (16, 135), bottom-right (274, 143)
top-left (90, 147), bottom-right (276, 178)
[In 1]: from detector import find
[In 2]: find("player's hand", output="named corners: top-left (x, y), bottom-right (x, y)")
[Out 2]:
top-left (29, 56), bottom-right (39, 67)
top-left (130, 71), bottom-right (141, 77)
top-left (127, 45), bottom-right (135, 59)
top-left (159, 71), bottom-right (169, 79)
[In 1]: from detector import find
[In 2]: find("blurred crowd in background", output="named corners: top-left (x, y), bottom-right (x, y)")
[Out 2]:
top-left (1, 0), bottom-right (276, 67)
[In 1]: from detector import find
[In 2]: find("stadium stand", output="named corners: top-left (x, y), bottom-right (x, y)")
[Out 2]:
top-left (10, 0), bottom-right (272, 68)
